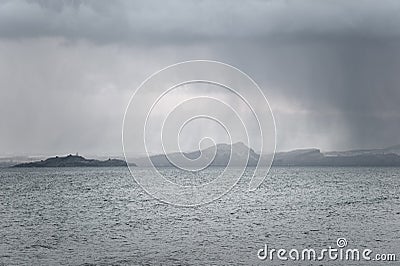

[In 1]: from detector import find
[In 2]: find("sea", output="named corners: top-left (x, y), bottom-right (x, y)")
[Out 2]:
top-left (0, 167), bottom-right (399, 265)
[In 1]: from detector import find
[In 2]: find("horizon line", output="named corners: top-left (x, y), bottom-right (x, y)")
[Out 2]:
top-left (1, 143), bottom-right (399, 159)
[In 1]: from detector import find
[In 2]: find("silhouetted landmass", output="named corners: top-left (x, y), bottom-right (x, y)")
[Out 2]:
top-left (13, 154), bottom-right (131, 168)
top-left (8, 144), bottom-right (400, 168)
top-left (134, 144), bottom-right (400, 167)
top-left (134, 142), bottom-right (260, 167)
top-left (273, 147), bottom-right (400, 166)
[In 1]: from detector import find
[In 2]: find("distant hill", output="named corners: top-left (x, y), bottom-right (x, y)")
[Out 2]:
top-left (134, 142), bottom-right (259, 167)
top-left (273, 148), bottom-right (400, 166)
top-left (133, 143), bottom-right (400, 167)
top-left (273, 148), bottom-right (324, 165)
top-left (13, 154), bottom-right (131, 168)
top-left (8, 144), bottom-right (400, 168)
top-left (325, 144), bottom-right (400, 157)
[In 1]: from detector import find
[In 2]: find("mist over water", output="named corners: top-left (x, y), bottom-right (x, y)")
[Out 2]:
top-left (1, 167), bottom-right (399, 265)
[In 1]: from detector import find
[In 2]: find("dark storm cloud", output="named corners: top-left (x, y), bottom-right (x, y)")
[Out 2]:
top-left (223, 38), bottom-right (400, 150)
top-left (1, 0), bottom-right (400, 155)
top-left (1, 0), bottom-right (400, 43)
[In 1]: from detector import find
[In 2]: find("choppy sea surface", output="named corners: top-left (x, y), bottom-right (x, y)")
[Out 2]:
top-left (0, 167), bottom-right (399, 265)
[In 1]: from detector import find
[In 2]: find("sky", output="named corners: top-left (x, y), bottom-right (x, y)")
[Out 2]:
top-left (1, 0), bottom-right (400, 156)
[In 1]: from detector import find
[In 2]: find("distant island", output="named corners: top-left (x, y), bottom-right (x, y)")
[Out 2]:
top-left (273, 147), bottom-right (400, 166)
top-left (133, 143), bottom-right (400, 167)
top-left (6, 143), bottom-right (400, 168)
top-left (13, 154), bottom-right (131, 168)
top-left (134, 142), bottom-right (260, 167)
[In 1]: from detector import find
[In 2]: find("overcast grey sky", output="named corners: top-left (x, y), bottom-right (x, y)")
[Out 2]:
top-left (1, 0), bottom-right (400, 156)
